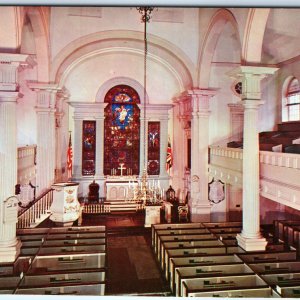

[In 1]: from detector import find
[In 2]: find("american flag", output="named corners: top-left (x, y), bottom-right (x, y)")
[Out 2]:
top-left (166, 139), bottom-right (173, 172)
top-left (67, 133), bottom-right (73, 179)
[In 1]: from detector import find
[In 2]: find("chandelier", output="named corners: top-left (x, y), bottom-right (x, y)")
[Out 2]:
top-left (127, 7), bottom-right (162, 208)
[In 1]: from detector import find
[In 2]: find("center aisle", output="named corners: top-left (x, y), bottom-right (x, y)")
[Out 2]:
top-left (105, 230), bottom-right (170, 295)
top-left (81, 211), bottom-right (171, 295)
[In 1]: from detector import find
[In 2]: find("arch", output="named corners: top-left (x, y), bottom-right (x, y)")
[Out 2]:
top-left (50, 30), bottom-right (194, 91)
top-left (242, 8), bottom-right (270, 64)
top-left (25, 7), bottom-right (50, 82)
top-left (96, 76), bottom-right (149, 104)
top-left (198, 9), bottom-right (242, 87)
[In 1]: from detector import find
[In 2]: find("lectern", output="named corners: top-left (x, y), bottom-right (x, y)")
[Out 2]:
top-left (50, 182), bottom-right (80, 226)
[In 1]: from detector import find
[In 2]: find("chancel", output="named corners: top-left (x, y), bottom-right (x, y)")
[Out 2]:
top-left (1, 4), bottom-right (300, 298)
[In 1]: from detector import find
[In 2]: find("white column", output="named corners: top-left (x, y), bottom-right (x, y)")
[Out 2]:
top-left (229, 66), bottom-right (278, 251)
top-left (55, 92), bottom-right (67, 182)
top-left (0, 54), bottom-right (34, 263)
top-left (159, 117), bottom-right (169, 178)
top-left (189, 89), bottom-right (216, 222)
top-left (73, 117), bottom-right (83, 179)
top-left (28, 83), bottom-right (60, 194)
top-left (95, 114), bottom-right (105, 178)
top-left (0, 94), bottom-right (21, 261)
top-left (190, 109), bottom-right (199, 202)
top-left (139, 116), bottom-right (148, 175)
top-left (36, 106), bottom-right (50, 192)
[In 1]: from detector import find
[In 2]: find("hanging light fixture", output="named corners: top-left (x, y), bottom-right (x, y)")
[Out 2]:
top-left (127, 7), bottom-right (162, 208)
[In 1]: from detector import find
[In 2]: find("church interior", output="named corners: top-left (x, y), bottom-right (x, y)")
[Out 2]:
top-left (1, 5), bottom-right (300, 297)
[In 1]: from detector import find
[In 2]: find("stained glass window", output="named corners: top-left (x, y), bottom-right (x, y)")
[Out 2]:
top-left (148, 122), bottom-right (160, 175)
top-left (104, 85), bottom-right (140, 176)
top-left (82, 120), bottom-right (96, 176)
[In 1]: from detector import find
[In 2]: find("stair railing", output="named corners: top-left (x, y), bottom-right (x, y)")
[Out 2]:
top-left (17, 188), bottom-right (53, 229)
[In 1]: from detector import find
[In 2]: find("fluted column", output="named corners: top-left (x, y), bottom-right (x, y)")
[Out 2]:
top-left (189, 89), bottom-right (216, 222)
top-left (73, 117), bottom-right (83, 179)
top-left (29, 84), bottom-right (60, 194)
top-left (139, 116), bottom-right (148, 175)
top-left (0, 53), bottom-right (34, 262)
top-left (55, 92), bottom-right (67, 182)
top-left (95, 114), bottom-right (105, 178)
top-left (229, 66), bottom-right (278, 251)
top-left (159, 117), bottom-right (169, 178)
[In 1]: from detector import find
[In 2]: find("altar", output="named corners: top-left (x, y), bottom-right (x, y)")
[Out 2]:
top-left (105, 176), bottom-right (137, 201)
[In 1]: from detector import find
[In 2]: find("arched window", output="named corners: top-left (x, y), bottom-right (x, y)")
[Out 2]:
top-left (103, 85), bottom-right (140, 176)
top-left (283, 78), bottom-right (300, 122)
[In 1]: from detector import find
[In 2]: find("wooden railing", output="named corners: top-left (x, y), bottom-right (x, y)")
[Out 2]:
top-left (17, 188), bottom-right (53, 229)
top-left (83, 203), bottom-right (111, 214)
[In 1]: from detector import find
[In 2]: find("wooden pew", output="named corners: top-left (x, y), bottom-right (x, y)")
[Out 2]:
top-left (17, 268), bottom-right (106, 295)
top-left (180, 274), bottom-right (269, 297)
top-left (274, 220), bottom-right (300, 243)
top-left (248, 261), bottom-right (300, 274)
top-left (182, 287), bottom-right (279, 298)
top-left (157, 233), bottom-right (216, 263)
top-left (202, 222), bottom-right (242, 229)
top-left (164, 247), bottom-right (229, 276)
top-left (238, 251), bottom-right (297, 263)
top-left (0, 275), bottom-right (22, 293)
top-left (151, 223), bottom-right (204, 252)
top-left (276, 285), bottom-right (300, 297)
top-left (262, 272), bottom-right (300, 287)
top-left (160, 239), bottom-right (223, 268)
top-left (37, 244), bottom-right (106, 255)
top-left (15, 282), bottom-right (106, 295)
top-left (174, 263), bottom-right (254, 296)
top-left (169, 254), bottom-right (243, 291)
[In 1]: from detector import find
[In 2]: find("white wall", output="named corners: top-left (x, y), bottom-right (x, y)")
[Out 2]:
top-left (50, 7), bottom-right (200, 67)
top-left (64, 52), bottom-right (180, 104)
top-left (259, 74), bottom-right (279, 132)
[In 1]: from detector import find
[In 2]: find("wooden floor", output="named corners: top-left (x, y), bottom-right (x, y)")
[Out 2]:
top-left (40, 212), bottom-right (171, 296)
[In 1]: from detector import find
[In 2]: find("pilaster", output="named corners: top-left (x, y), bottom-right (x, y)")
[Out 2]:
top-left (228, 66), bottom-right (278, 251)
top-left (159, 116), bottom-right (169, 178)
top-left (95, 114), bottom-right (105, 178)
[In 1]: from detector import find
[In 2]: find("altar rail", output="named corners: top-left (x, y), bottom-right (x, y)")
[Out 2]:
top-left (209, 145), bottom-right (300, 210)
top-left (17, 188), bottom-right (53, 229)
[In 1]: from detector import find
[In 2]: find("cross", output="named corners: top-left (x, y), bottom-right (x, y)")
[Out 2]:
top-left (118, 163), bottom-right (126, 177)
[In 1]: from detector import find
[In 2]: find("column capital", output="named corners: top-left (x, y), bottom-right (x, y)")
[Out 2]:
top-left (187, 88), bottom-right (217, 113)
top-left (228, 102), bottom-right (244, 113)
top-left (0, 53), bottom-right (36, 67)
top-left (0, 91), bottom-right (23, 102)
top-left (0, 54), bottom-right (36, 92)
top-left (27, 82), bottom-right (60, 92)
top-left (242, 99), bottom-right (264, 110)
top-left (227, 66), bottom-right (279, 100)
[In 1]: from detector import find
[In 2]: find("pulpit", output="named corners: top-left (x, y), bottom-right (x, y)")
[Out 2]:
top-left (50, 182), bottom-right (80, 227)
